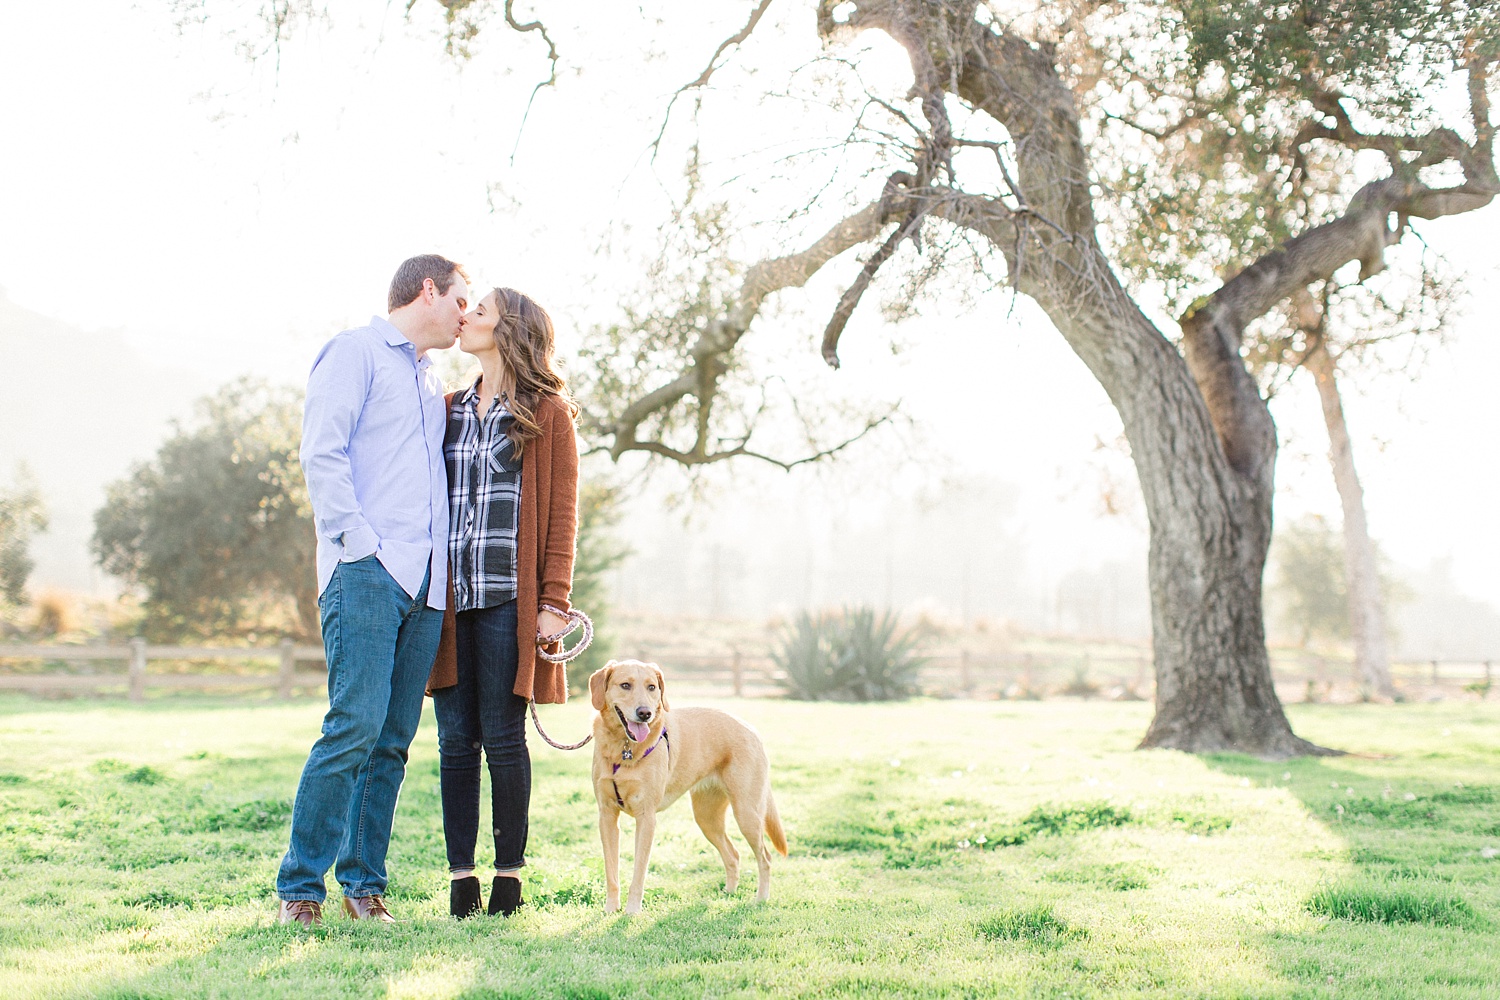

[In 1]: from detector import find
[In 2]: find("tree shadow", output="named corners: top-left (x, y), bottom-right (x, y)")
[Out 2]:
top-left (43, 893), bottom-right (774, 1000)
top-left (1205, 742), bottom-right (1500, 997)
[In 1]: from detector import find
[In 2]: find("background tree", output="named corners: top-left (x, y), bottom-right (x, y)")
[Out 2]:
top-left (0, 463), bottom-right (47, 606)
top-left (1270, 515), bottom-right (1352, 648)
top-left (92, 378), bottom-right (316, 641)
top-left (1249, 266), bottom-right (1457, 699)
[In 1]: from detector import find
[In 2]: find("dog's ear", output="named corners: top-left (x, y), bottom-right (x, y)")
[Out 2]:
top-left (652, 663), bottom-right (670, 712)
top-left (589, 662), bottom-right (615, 711)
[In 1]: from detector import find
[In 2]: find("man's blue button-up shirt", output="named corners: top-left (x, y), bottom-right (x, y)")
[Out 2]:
top-left (300, 315), bottom-right (448, 610)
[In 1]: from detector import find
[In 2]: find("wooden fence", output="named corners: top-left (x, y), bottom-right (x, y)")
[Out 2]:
top-left (0, 642), bottom-right (1492, 702)
top-left (0, 640), bottom-right (327, 700)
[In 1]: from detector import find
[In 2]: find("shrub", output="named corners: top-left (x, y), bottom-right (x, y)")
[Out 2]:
top-left (773, 606), bottom-right (927, 701)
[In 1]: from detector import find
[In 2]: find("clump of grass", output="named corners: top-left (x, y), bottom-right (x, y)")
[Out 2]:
top-left (196, 797), bottom-right (290, 833)
top-left (977, 904), bottom-right (1087, 947)
top-left (990, 802), bottom-right (1134, 846)
top-left (1307, 883), bottom-right (1479, 927)
top-left (1169, 810), bottom-right (1233, 835)
top-left (123, 765), bottom-right (165, 785)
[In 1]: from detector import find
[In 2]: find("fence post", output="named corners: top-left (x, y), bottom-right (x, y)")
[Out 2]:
top-left (278, 638), bottom-right (296, 699)
top-left (128, 637), bottom-right (147, 703)
top-left (959, 649), bottom-right (971, 695)
top-left (732, 648), bottom-right (743, 698)
top-left (1431, 660), bottom-right (1439, 684)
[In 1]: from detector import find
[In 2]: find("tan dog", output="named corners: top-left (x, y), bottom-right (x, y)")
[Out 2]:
top-left (588, 659), bottom-right (788, 914)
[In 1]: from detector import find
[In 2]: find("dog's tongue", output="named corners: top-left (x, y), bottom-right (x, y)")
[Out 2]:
top-left (626, 720), bottom-right (651, 743)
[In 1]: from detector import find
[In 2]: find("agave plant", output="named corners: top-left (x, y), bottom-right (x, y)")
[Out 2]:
top-left (773, 606), bottom-right (927, 702)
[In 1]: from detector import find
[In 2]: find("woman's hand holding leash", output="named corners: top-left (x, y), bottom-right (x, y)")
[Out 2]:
top-left (536, 607), bottom-right (569, 640)
top-left (528, 604), bottom-right (596, 751)
top-left (535, 604), bottom-right (593, 663)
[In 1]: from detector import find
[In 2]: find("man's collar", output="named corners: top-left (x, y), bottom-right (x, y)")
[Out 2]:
top-left (371, 315), bottom-right (411, 349)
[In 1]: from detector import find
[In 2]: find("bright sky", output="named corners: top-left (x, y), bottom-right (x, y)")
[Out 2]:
top-left (2, 1), bottom-right (1498, 616)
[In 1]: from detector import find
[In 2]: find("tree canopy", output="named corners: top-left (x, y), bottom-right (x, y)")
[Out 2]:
top-left (0, 464), bottom-right (47, 606)
top-left (92, 378), bottom-right (316, 641)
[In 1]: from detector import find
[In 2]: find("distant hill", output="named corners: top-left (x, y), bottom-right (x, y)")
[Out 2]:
top-left (0, 292), bottom-right (207, 593)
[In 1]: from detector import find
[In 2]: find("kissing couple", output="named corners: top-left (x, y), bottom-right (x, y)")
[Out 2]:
top-left (274, 254), bottom-right (581, 926)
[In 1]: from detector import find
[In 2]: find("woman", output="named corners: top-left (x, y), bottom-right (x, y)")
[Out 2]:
top-left (425, 287), bottom-right (579, 918)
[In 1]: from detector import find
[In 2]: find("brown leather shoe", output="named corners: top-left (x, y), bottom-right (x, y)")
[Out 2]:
top-left (342, 894), bottom-right (396, 923)
top-left (278, 899), bottom-right (322, 927)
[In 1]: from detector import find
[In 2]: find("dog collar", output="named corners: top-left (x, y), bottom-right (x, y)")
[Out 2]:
top-left (611, 729), bottom-right (670, 809)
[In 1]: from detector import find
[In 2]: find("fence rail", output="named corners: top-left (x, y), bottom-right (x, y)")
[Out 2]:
top-left (0, 640), bottom-right (327, 700)
top-left (0, 642), bottom-right (1493, 702)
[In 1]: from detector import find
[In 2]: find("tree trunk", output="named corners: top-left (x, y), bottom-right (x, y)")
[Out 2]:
top-left (928, 21), bottom-right (1329, 756)
top-left (1303, 342), bottom-right (1396, 701)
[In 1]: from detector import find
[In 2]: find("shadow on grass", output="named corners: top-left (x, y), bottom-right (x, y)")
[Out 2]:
top-left (58, 895), bottom-right (770, 1000)
top-left (1206, 747), bottom-right (1499, 996)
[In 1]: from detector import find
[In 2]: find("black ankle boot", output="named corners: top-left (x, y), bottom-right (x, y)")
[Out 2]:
top-left (449, 876), bottom-right (483, 918)
top-left (488, 876), bottom-right (523, 917)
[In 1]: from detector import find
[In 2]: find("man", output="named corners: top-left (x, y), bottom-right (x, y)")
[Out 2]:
top-left (275, 255), bottom-right (467, 926)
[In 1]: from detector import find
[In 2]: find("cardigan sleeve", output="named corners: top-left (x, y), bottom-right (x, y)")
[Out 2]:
top-left (537, 395), bottom-right (579, 611)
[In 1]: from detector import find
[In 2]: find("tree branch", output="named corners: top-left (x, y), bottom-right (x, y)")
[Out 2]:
top-left (502, 0), bottom-right (559, 162)
top-left (650, 0), bottom-right (777, 159)
top-left (599, 204), bottom-right (891, 464)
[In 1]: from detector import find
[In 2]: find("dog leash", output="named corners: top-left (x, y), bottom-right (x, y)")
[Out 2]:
top-left (528, 604), bottom-right (595, 751)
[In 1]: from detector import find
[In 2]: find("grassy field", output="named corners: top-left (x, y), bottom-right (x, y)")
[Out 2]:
top-left (0, 695), bottom-right (1496, 999)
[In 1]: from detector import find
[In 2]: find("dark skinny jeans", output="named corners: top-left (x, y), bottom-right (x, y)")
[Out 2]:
top-left (432, 600), bottom-right (530, 873)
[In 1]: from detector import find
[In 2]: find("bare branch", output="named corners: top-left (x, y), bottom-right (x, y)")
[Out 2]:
top-left (503, 0), bottom-right (559, 163)
top-left (650, 0), bottom-right (777, 159)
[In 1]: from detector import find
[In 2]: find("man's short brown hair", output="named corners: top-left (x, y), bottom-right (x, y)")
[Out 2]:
top-left (388, 255), bottom-right (469, 312)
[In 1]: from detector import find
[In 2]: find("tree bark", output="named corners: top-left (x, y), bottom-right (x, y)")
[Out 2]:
top-left (1303, 341), bottom-right (1396, 701)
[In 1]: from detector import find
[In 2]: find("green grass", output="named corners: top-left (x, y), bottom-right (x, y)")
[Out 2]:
top-left (0, 696), bottom-right (1497, 998)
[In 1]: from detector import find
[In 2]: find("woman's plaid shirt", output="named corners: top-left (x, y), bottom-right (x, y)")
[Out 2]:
top-left (445, 381), bottom-right (522, 613)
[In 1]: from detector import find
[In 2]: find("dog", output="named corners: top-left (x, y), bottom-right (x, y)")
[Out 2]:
top-left (588, 658), bottom-right (788, 914)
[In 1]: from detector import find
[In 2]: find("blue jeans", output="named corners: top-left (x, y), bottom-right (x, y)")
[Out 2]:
top-left (276, 556), bottom-right (441, 902)
top-left (432, 600), bottom-right (531, 872)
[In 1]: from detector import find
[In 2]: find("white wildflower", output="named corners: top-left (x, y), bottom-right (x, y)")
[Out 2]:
top-left (889, 759), bottom-right (901, 768)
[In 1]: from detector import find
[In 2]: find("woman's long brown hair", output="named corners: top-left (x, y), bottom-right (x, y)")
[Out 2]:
top-left (491, 287), bottom-right (578, 457)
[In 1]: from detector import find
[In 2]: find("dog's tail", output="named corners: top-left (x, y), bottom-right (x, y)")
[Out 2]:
top-left (764, 791), bottom-right (789, 856)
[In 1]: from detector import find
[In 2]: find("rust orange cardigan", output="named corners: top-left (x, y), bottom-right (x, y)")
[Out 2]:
top-left (425, 392), bottom-right (579, 704)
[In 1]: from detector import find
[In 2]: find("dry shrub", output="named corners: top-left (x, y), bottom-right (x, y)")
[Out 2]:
top-left (31, 590), bottom-right (76, 637)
